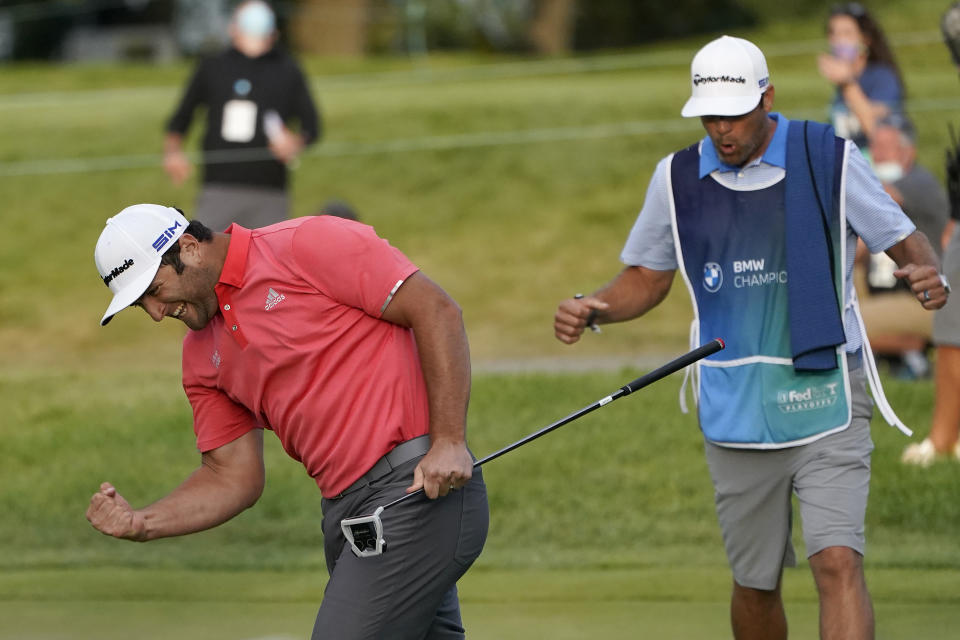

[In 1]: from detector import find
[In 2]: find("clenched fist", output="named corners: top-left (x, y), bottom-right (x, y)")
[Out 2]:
top-left (894, 264), bottom-right (950, 310)
top-left (86, 482), bottom-right (147, 541)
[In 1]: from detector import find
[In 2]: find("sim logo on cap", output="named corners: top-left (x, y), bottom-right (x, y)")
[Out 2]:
top-left (152, 220), bottom-right (184, 252)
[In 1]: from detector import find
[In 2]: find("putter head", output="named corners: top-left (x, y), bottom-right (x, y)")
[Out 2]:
top-left (340, 506), bottom-right (386, 558)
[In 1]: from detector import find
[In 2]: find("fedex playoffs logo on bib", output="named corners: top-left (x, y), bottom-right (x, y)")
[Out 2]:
top-left (703, 262), bottom-right (723, 293)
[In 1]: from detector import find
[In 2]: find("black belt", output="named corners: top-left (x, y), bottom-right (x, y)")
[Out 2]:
top-left (333, 435), bottom-right (431, 499)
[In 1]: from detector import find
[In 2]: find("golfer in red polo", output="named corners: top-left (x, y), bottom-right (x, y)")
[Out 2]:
top-left (87, 204), bottom-right (489, 639)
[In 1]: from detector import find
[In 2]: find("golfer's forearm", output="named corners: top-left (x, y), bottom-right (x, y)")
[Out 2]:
top-left (137, 466), bottom-right (263, 541)
top-left (383, 272), bottom-right (471, 445)
top-left (416, 299), bottom-right (471, 445)
top-left (137, 430), bottom-right (265, 541)
top-left (593, 266), bottom-right (674, 324)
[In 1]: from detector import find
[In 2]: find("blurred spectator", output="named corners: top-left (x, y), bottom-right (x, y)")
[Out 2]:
top-left (317, 199), bottom-right (360, 221)
top-left (857, 118), bottom-right (948, 380)
top-left (163, 0), bottom-right (320, 231)
top-left (903, 1), bottom-right (960, 465)
top-left (818, 2), bottom-right (904, 152)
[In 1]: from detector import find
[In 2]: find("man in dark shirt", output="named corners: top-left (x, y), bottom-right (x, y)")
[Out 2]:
top-left (164, 0), bottom-right (320, 231)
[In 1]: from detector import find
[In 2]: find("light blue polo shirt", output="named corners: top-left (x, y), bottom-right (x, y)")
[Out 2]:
top-left (621, 112), bottom-right (915, 352)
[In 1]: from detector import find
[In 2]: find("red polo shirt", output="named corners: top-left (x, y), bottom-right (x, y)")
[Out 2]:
top-left (181, 216), bottom-right (429, 497)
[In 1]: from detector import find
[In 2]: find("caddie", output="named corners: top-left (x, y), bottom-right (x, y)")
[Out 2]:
top-left (553, 36), bottom-right (948, 640)
top-left (87, 205), bottom-right (489, 639)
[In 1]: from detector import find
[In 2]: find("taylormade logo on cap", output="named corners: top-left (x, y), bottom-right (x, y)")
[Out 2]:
top-left (102, 258), bottom-right (134, 286)
top-left (681, 35), bottom-right (770, 118)
top-left (693, 74), bottom-right (747, 87)
top-left (94, 204), bottom-right (189, 326)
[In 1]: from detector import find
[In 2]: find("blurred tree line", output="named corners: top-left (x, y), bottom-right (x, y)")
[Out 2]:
top-left (291, 0), bottom-right (874, 56)
top-left (0, 0), bottom-right (895, 61)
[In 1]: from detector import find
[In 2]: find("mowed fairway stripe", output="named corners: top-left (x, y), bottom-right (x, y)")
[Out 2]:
top-left (0, 566), bottom-right (957, 639)
top-left (4, 97), bottom-right (960, 177)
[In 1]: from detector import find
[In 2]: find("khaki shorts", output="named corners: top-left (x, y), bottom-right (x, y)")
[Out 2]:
top-left (703, 365), bottom-right (874, 590)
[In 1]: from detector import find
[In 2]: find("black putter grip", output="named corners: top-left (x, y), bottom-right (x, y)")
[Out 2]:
top-left (621, 338), bottom-right (724, 395)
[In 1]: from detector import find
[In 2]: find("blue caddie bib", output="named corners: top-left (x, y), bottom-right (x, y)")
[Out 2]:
top-left (668, 138), bottom-right (852, 447)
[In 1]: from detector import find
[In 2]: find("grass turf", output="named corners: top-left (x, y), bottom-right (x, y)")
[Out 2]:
top-left (1, 565), bottom-right (958, 639)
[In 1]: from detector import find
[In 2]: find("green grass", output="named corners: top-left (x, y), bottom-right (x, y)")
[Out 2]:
top-left (4, 2), bottom-right (960, 637)
top-left (1, 565), bottom-right (958, 639)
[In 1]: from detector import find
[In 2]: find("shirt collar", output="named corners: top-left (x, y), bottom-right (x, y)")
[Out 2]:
top-left (218, 223), bottom-right (251, 289)
top-left (698, 112), bottom-right (789, 178)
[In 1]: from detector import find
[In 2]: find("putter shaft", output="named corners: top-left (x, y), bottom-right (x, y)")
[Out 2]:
top-left (379, 338), bottom-right (725, 511)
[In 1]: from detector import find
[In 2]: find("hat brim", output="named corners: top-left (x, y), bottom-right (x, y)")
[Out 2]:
top-left (99, 259), bottom-right (161, 326)
top-left (681, 92), bottom-right (762, 118)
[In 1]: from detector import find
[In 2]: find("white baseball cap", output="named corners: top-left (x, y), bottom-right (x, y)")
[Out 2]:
top-left (681, 35), bottom-right (770, 118)
top-left (94, 204), bottom-right (189, 326)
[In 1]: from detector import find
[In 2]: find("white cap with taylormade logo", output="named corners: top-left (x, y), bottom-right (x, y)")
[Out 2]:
top-left (681, 35), bottom-right (770, 118)
top-left (94, 204), bottom-right (188, 326)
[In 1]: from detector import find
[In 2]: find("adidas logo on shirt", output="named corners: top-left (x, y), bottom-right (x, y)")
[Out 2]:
top-left (265, 287), bottom-right (286, 311)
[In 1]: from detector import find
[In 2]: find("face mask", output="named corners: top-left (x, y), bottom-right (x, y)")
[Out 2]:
top-left (236, 2), bottom-right (275, 38)
top-left (831, 42), bottom-right (863, 62)
top-left (873, 161), bottom-right (903, 183)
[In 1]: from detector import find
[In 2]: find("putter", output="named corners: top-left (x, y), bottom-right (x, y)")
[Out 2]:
top-left (340, 338), bottom-right (726, 557)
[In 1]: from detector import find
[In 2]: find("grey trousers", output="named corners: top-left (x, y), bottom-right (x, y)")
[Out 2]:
top-left (193, 183), bottom-right (289, 232)
top-left (704, 363), bottom-right (874, 590)
top-left (314, 457), bottom-right (489, 640)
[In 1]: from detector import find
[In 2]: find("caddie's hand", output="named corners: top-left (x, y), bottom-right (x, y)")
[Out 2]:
top-left (894, 264), bottom-right (950, 310)
top-left (554, 296), bottom-right (608, 344)
top-left (86, 482), bottom-right (146, 541)
top-left (407, 439), bottom-right (473, 499)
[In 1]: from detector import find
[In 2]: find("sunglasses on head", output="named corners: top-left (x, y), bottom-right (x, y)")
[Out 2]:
top-left (830, 2), bottom-right (867, 19)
